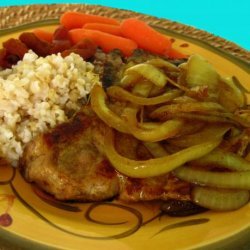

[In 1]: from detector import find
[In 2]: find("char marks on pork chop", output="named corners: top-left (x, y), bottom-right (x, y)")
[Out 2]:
top-left (20, 106), bottom-right (190, 202)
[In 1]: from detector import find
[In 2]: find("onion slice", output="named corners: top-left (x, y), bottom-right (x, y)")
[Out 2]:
top-left (174, 166), bottom-right (250, 189)
top-left (192, 186), bottom-right (249, 211)
top-left (146, 58), bottom-right (179, 72)
top-left (107, 86), bottom-right (182, 106)
top-left (104, 128), bottom-right (221, 178)
top-left (122, 106), bottom-right (185, 142)
top-left (218, 76), bottom-right (246, 112)
top-left (191, 148), bottom-right (250, 171)
top-left (90, 84), bottom-right (129, 133)
top-left (169, 124), bottom-right (230, 147)
top-left (155, 112), bottom-right (239, 126)
top-left (143, 142), bottom-right (169, 157)
top-left (150, 102), bottom-right (226, 119)
top-left (125, 63), bottom-right (167, 87)
top-left (186, 54), bottom-right (219, 89)
top-left (130, 119), bottom-right (184, 142)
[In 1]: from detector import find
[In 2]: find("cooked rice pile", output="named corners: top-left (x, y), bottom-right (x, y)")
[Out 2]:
top-left (0, 51), bottom-right (100, 166)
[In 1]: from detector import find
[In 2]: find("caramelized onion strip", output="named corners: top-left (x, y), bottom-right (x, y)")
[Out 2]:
top-left (104, 128), bottom-right (221, 178)
top-left (107, 86), bottom-right (182, 106)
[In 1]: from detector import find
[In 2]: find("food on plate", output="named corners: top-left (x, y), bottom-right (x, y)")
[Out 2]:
top-left (120, 18), bottom-right (172, 56)
top-left (0, 12), bottom-right (185, 69)
top-left (68, 28), bottom-right (138, 56)
top-left (33, 29), bottom-right (53, 43)
top-left (83, 23), bottom-right (122, 36)
top-left (1, 11), bottom-right (250, 212)
top-left (20, 106), bottom-right (191, 202)
top-left (0, 26), bottom-right (97, 69)
top-left (0, 51), bottom-right (100, 165)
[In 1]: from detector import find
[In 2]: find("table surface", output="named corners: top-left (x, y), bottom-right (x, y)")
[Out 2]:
top-left (0, 0), bottom-right (249, 50)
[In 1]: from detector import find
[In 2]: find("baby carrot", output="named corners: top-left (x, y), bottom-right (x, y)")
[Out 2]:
top-left (60, 11), bottom-right (119, 30)
top-left (83, 23), bottom-right (122, 36)
top-left (120, 18), bottom-right (172, 56)
top-left (167, 47), bottom-right (188, 59)
top-left (69, 29), bottom-right (137, 57)
top-left (68, 29), bottom-right (89, 45)
top-left (33, 29), bottom-right (53, 43)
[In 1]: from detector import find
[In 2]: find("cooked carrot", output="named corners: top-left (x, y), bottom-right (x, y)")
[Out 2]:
top-left (69, 29), bottom-right (137, 57)
top-left (83, 23), bottom-right (122, 36)
top-left (60, 11), bottom-right (119, 30)
top-left (33, 29), bottom-right (53, 43)
top-left (167, 47), bottom-right (188, 59)
top-left (68, 29), bottom-right (89, 45)
top-left (120, 18), bottom-right (172, 56)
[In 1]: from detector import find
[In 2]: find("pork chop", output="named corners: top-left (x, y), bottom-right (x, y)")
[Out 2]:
top-left (20, 106), bottom-right (190, 202)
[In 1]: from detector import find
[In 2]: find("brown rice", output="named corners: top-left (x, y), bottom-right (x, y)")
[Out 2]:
top-left (0, 50), bottom-right (100, 166)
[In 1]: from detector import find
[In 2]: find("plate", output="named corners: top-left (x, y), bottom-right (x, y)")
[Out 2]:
top-left (1, 10), bottom-right (250, 250)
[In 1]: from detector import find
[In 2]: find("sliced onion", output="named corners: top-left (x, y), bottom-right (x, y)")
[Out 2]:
top-left (131, 79), bottom-right (153, 97)
top-left (150, 102), bottom-right (226, 119)
top-left (125, 63), bottom-right (167, 87)
top-left (140, 122), bottom-right (185, 138)
top-left (107, 86), bottom-right (182, 106)
top-left (172, 95), bottom-right (197, 104)
top-left (191, 148), bottom-right (250, 171)
top-left (138, 122), bottom-right (161, 130)
top-left (192, 186), bottom-right (249, 211)
top-left (173, 166), bottom-right (250, 189)
top-left (218, 76), bottom-right (246, 112)
top-left (120, 73), bottom-right (141, 87)
top-left (104, 128), bottom-right (221, 178)
top-left (148, 85), bottom-right (166, 97)
top-left (232, 76), bottom-right (250, 94)
top-left (169, 125), bottom-right (230, 147)
top-left (186, 54), bottom-right (219, 89)
top-left (143, 142), bottom-right (169, 157)
top-left (173, 121), bottom-right (205, 137)
top-left (123, 107), bottom-right (185, 142)
top-left (146, 58), bottom-right (179, 72)
top-left (90, 84), bottom-right (129, 133)
top-left (155, 112), bottom-right (239, 126)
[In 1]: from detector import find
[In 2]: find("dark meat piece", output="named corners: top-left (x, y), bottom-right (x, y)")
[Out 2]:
top-left (93, 49), bottom-right (124, 88)
top-left (19, 32), bottom-right (52, 57)
top-left (126, 49), bottom-right (157, 64)
top-left (52, 25), bottom-right (70, 41)
top-left (20, 106), bottom-right (190, 202)
top-left (50, 40), bottom-right (72, 54)
top-left (0, 39), bottom-right (28, 68)
top-left (61, 39), bottom-right (97, 60)
top-left (0, 48), bottom-right (10, 68)
top-left (3, 38), bottom-right (28, 59)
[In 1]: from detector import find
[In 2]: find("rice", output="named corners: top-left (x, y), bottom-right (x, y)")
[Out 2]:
top-left (0, 50), bottom-right (100, 166)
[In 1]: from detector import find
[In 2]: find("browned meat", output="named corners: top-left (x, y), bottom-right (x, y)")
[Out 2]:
top-left (118, 174), bottom-right (190, 202)
top-left (20, 107), bottom-right (119, 201)
top-left (20, 106), bottom-right (190, 202)
top-left (93, 49), bottom-right (124, 88)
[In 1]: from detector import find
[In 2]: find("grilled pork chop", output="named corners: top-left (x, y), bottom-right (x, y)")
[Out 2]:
top-left (20, 106), bottom-right (190, 202)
